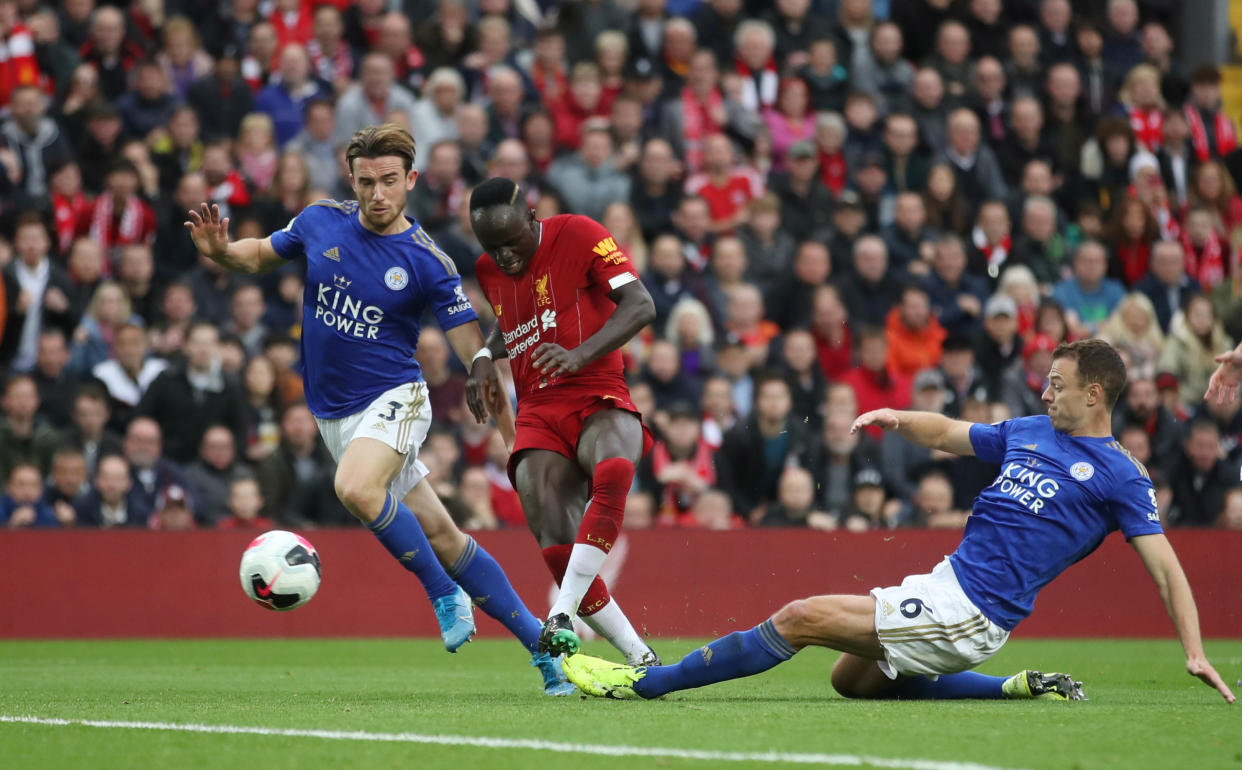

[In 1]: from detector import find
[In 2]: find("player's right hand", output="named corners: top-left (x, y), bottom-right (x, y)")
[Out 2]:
top-left (850, 409), bottom-right (901, 435)
top-left (1187, 656), bottom-right (1236, 703)
top-left (1205, 343), bottom-right (1242, 405)
top-left (184, 202), bottom-right (231, 259)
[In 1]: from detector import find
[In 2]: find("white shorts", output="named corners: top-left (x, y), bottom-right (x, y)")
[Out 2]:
top-left (870, 558), bottom-right (1010, 679)
top-left (314, 382), bottom-right (432, 500)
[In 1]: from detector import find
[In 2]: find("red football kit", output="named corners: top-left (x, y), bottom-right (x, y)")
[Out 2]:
top-left (476, 215), bottom-right (652, 468)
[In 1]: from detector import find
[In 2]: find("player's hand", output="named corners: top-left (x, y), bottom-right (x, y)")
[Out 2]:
top-left (1187, 656), bottom-right (1236, 703)
top-left (850, 409), bottom-right (901, 435)
top-left (184, 202), bottom-right (231, 260)
top-left (465, 356), bottom-right (498, 424)
top-left (1206, 343), bottom-right (1242, 405)
top-left (532, 343), bottom-right (584, 378)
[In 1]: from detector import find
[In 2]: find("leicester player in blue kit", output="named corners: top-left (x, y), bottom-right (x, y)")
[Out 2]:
top-left (186, 124), bottom-right (575, 695)
top-left (566, 340), bottom-right (1236, 703)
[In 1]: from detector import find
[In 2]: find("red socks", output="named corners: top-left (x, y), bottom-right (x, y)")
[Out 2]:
top-left (541, 544), bottom-right (611, 616)
top-left (576, 457), bottom-right (634, 554)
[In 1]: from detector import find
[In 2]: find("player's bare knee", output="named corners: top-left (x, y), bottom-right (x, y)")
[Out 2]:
top-left (773, 598), bottom-right (818, 638)
top-left (334, 474), bottom-right (384, 520)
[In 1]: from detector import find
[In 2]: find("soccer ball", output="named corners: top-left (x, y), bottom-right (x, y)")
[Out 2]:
top-left (239, 530), bottom-right (322, 611)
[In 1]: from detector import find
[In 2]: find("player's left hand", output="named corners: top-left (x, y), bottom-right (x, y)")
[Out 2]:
top-left (465, 357), bottom-right (498, 424)
top-left (1186, 656), bottom-right (1236, 703)
top-left (532, 343), bottom-right (584, 377)
top-left (1206, 342), bottom-right (1242, 405)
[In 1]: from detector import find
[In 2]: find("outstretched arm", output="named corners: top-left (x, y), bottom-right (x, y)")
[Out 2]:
top-left (531, 279), bottom-right (656, 378)
top-left (1130, 533), bottom-right (1236, 703)
top-left (850, 408), bottom-right (977, 456)
top-left (184, 203), bottom-right (284, 275)
top-left (1206, 341), bottom-right (1242, 405)
top-left (448, 322), bottom-right (514, 445)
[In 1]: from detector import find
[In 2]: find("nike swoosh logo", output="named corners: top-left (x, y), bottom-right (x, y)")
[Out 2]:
top-left (256, 569), bottom-right (283, 597)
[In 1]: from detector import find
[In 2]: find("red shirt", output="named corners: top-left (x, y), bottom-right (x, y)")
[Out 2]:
top-left (840, 365), bottom-right (911, 439)
top-left (0, 23), bottom-right (40, 106)
top-left (684, 168), bottom-right (765, 227)
top-left (475, 215), bottom-right (638, 401)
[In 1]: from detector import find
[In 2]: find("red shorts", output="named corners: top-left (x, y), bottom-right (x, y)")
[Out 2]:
top-left (508, 387), bottom-right (654, 482)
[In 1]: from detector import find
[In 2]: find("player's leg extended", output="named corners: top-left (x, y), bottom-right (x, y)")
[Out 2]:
top-left (334, 437), bottom-right (473, 651)
top-left (401, 479), bottom-right (575, 694)
top-left (541, 410), bottom-right (643, 648)
top-left (566, 594), bottom-right (877, 699)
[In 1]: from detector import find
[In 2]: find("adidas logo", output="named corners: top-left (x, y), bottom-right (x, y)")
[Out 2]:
top-left (399, 550), bottom-right (418, 563)
top-left (333, 273), bottom-right (352, 290)
top-left (371, 421), bottom-right (388, 432)
top-left (322, 247), bottom-right (340, 261)
top-left (1023, 444), bottom-right (1038, 450)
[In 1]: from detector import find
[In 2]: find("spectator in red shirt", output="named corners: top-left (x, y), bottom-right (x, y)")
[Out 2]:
top-left (550, 61), bottom-right (612, 152)
top-left (200, 140), bottom-right (252, 221)
top-left (841, 326), bottom-right (912, 440)
top-left (79, 160), bottom-right (157, 262)
top-left (0, 1), bottom-right (40, 108)
top-left (809, 283), bottom-right (852, 380)
top-left (268, 0), bottom-right (313, 49)
top-left (685, 133), bottom-right (765, 234)
top-left (648, 403), bottom-right (716, 525)
top-left (49, 162), bottom-right (92, 257)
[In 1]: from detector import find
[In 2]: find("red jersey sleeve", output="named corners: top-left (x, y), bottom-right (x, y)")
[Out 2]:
top-left (563, 216), bottom-right (639, 294)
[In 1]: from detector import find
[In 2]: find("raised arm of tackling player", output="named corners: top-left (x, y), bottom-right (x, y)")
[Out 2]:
top-left (531, 281), bottom-right (657, 378)
top-left (185, 203), bottom-right (286, 275)
top-left (1130, 533), bottom-right (1236, 703)
top-left (850, 408), bottom-right (977, 455)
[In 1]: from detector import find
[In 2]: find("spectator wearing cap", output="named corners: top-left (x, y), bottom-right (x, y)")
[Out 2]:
top-left (941, 109), bottom-right (1008, 213)
top-left (1051, 241), bottom-right (1125, 334)
top-left (1165, 419), bottom-right (1238, 527)
top-left (683, 133), bottom-right (765, 234)
top-left (1, 85), bottom-right (74, 205)
top-left (1184, 65), bottom-right (1237, 162)
top-left (1135, 239), bottom-right (1201, 334)
top-left (880, 367), bottom-right (948, 502)
top-left (837, 235), bottom-right (902, 328)
top-left (824, 190), bottom-right (867, 273)
top-left (974, 293), bottom-right (1024, 399)
top-left (1000, 332), bottom-right (1056, 418)
top-left (716, 372), bottom-right (815, 521)
top-left (885, 284), bottom-right (946, 379)
top-left (839, 466), bottom-right (894, 531)
top-left (768, 140), bottom-right (832, 244)
top-left (923, 234), bottom-right (988, 339)
top-left (149, 483), bottom-right (196, 530)
top-left (842, 326), bottom-right (912, 441)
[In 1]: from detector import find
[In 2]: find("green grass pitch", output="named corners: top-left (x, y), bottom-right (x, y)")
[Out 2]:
top-left (1, 638), bottom-right (1239, 770)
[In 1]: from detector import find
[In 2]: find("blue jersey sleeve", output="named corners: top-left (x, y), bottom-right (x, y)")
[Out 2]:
top-left (420, 257), bottom-right (478, 331)
top-left (269, 210), bottom-right (308, 260)
top-left (969, 421), bottom-right (1008, 463)
top-left (1110, 473), bottom-right (1164, 538)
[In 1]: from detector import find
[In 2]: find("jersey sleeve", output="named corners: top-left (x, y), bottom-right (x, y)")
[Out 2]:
top-left (968, 420), bottom-right (1009, 463)
top-left (268, 208), bottom-right (310, 260)
top-left (568, 216), bottom-right (639, 293)
top-left (421, 255), bottom-right (479, 331)
top-left (1109, 473), bottom-right (1164, 538)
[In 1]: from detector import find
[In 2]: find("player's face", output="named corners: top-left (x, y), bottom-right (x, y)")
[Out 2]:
top-left (1042, 357), bottom-right (1095, 432)
top-left (351, 155), bottom-right (417, 235)
top-left (477, 209), bottom-right (540, 276)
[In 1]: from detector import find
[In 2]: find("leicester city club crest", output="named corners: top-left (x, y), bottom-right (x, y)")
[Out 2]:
top-left (1070, 461), bottom-right (1094, 481)
top-left (385, 267), bottom-right (409, 291)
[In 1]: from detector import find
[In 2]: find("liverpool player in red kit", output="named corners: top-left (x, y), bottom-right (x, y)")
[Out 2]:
top-left (468, 177), bottom-right (661, 664)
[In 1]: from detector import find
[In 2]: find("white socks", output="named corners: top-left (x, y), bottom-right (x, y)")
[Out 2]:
top-left (548, 543), bottom-right (607, 620)
top-left (582, 598), bottom-right (651, 665)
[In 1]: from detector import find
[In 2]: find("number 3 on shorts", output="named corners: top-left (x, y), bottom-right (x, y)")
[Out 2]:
top-left (380, 401), bottom-right (402, 421)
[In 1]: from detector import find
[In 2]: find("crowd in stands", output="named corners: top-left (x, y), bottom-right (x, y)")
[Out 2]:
top-left (1, 0), bottom-right (1241, 533)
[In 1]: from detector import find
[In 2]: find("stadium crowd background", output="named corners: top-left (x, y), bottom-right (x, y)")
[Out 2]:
top-left (0, 0), bottom-right (1240, 533)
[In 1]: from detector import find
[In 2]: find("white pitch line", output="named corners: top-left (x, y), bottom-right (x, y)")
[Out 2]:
top-left (0, 714), bottom-right (1028, 770)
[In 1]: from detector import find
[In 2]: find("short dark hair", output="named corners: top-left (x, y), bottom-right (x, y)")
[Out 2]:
top-left (1190, 64), bottom-right (1222, 85)
top-left (346, 123), bottom-right (417, 174)
top-left (469, 176), bottom-right (524, 213)
top-left (1052, 339), bottom-right (1127, 409)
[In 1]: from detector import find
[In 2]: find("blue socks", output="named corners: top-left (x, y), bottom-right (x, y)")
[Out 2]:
top-left (367, 493), bottom-right (457, 601)
top-left (634, 620), bottom-right (797, 699)
top-left (889, 670), bottom-right (1007, 699)
top-left (449, 536), bottom-right (543, 654)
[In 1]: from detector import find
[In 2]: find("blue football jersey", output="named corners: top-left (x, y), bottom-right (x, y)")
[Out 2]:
top-left (269, 200), bottom-right (478, 419)
top-left (950, 415), bottom-right (1163, 630)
